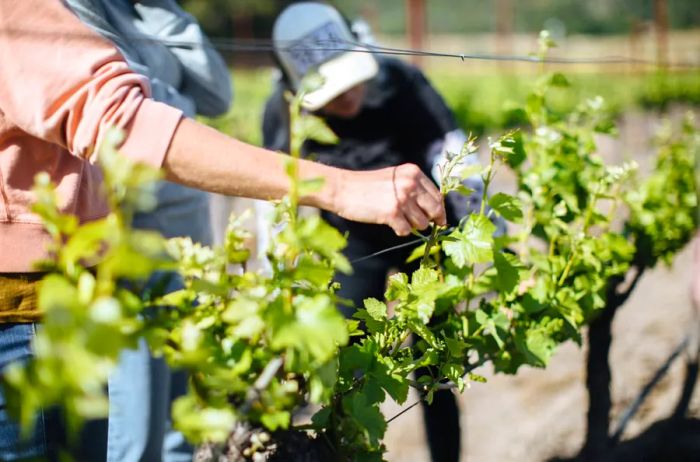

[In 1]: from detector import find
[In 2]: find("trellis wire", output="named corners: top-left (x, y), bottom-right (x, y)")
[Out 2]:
top-left (350, 227), bottom-right (454, 264)
top-left (2, 28), bottom-right (699, 68)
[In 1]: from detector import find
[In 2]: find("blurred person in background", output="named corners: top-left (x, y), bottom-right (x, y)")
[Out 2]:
top-left (261, 3), bottom-right (502, 461)
top-left (65, 1), bottom-right (231, 461)
top-left (0, 1), bottom-right (446, 460)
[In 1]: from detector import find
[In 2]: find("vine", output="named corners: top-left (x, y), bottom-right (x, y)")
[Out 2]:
top-left (2, 33), bottom-right (698, 461)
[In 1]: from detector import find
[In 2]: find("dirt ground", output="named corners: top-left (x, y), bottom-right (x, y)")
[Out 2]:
top-left (381, 108), bottom-right (700, 462)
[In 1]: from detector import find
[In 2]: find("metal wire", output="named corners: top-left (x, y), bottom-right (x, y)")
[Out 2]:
top-left (349, 227), bottom-right (455, 264)
top-left (2, 28), bottom-right (699, 68)
top-left (386, 399), bottom-right (423, 424)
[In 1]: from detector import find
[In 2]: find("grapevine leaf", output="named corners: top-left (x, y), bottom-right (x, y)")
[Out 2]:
top-left (445, 338), bottom-right (467, 357)
top-left (261, 410), bottom-right (291, 431)
top-left (515, 327), bottom-right (557, 367)
top-left (353, 309), bottom-right (385, 334)
top-left (372, 360), bottom-right (409, 404)
top-left (270, 295), bottom-right (348, 362)
top-left (311, 407), bottom-right (331, 429)
top-left (343, 393), bottom-right (387, 446)
top-left (364, 298), bottom-right (387, 321)
top-left (443, 215), bottom-right (496, 268)
top-left (294, 114), bottom-right (338, 145)
top-left (339, 342), bottom-right (375, 377)
top-left (385, 272), bottom-right (409, 301)
top-left (172, 395), bottom-right (236, 443)
top-left (493, 250), bottom-right (521, 293)
top-left (549, 72), bottom-right (570, 87)
top-left (362, 379), bottom-right (386, 405)
top-left (408, 320), bottom-right (439, 349)
top-left (488, 193), bottom-right (523, 222)
top-left (441, 362), bottom-right (465, 392)
top-left (298, 177), bottom-right (325, 196)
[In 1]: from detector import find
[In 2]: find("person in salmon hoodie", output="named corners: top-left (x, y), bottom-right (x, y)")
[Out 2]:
top-left (64, 1), bottom-right (232, 460)
top-left (0, 1), bottom-right (446, 460)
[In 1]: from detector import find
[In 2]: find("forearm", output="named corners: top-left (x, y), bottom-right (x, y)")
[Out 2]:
top-left (163, 117), bottom-right (338, 210)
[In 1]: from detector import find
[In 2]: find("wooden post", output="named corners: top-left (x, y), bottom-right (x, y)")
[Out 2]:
top-left (628, 20), bottom-right (650, 74)
top-left (654, 0), bottom-right (669, 69)
top-left (495, 0), bottom-right (514, 70)
top-left (405, 0), bottom-right (426, 67)
top-left (495, 0), bottom-right (514, 55)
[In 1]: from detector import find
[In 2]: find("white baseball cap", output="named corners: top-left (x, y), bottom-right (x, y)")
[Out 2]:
top-left (272, 2), bottom-right (379, 111)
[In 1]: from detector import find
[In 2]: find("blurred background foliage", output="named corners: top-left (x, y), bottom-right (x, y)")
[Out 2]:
top-left (182, 0), bottom-right (699, 38)
top-left (185, 0), bottom-right (700, 147)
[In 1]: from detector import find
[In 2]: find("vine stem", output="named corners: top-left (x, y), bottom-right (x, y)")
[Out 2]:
top-left (558, 184), bottom-right (604, 286)
top-left (240, 357), bottom-right (284, 414)
top-left (420, 224), bottom-right (444, 267)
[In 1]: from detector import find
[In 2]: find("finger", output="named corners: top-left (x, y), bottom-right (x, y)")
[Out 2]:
top-left (388, 213), bottom-right (412, 237)
top-left (394, 164), bottom-right (445, 226)
top-left (414, 183), bottom-right (447, 226)
top-left (401, 200), bottom-right (431, 231)
top-left (418, 174), bottom-right (443, 204)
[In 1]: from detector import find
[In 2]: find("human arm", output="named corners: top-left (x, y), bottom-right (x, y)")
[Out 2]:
top-left (164, 118), bottom-right (445, 235)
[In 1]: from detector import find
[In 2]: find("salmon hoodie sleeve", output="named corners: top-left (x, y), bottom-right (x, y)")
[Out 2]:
top-left (0, 0), bottom-right (183, 167)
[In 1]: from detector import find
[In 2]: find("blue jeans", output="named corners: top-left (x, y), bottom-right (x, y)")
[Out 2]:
top-left (107, 270), bottom-right (192, 462)
top-left (0, 323), bottom-right (108, 461)
top-left (0, 323), bottom-right (62, 461)
top-left (107, 339), bottom-right (192, 462)
top-left (0, 323), bottom-right (49, 461)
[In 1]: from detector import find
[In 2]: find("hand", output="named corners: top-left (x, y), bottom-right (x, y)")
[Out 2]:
top-left (332, 164), bottom-right (446, 236)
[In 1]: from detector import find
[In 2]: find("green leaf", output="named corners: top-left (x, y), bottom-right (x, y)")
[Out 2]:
top-left (38, 274), bottom-right (82, 315)
top-left (408, 320), bottom-right (439, 349)
top-left (445, 338), bottom-right (467, 356)
top-left (362, 379), bottom-right (386, 405)
top-left (353, 309), bottom-right (385, 334)
top-left (298, 177), bottom-right (325, 196)
top-left (503, 131), bottom-right (526, 168)
top-left (493, 250), bottom-right (521, 293)
top-left (294, 114), bottom-right (338, 145)
top-left (270, 295), bottom-right (348, 362)
top-left (364, 298), bottom-right (387, 321)
top-left (261, 410), bottom-right (292, 431)
top-left (515, 327), bottom-right (558, 367)
top-left (443, 215), bottom-right (496, 268)
top-left (371, 360), bottom-right (409, 404)
top-left (458, 163), bottom-right (483, 180)
top-left (488, 193), bottom-right (523, 222)
top-left (549, 72), bottom-right (570, 87)
top-left (339, 343), bottom-right (374, 377)
top-left (311, 407), bottom-right (331, 429)
top-left (411, 267), bottom-right (439, 292)
top-left (468, 372), bottom-right (487, 383)
top-left (172, 395), bottom-right (236, 443)
top-left (293, 255), bottom-right (335, 287)
top-left (441, 362), bottom-right (465, 392)
top-left (343, 393), bottom-right (387, 446)
top-left (296, 216), bottom-right (350, 273)
top-left (385, 272), bottom-right (409, 301)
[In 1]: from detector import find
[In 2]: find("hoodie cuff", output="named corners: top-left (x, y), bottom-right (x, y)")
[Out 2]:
top-left (119, 99), bottom-right (183, 168)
